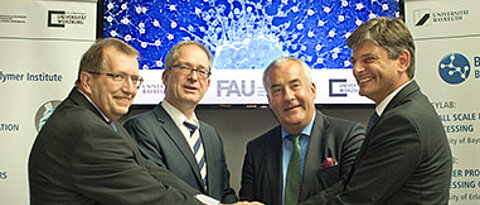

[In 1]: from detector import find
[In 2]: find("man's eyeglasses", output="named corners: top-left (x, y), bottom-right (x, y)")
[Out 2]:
top-left (88, 71), bottom-right (144, 88)
top-left (170, 65), bottom-right (211, 79)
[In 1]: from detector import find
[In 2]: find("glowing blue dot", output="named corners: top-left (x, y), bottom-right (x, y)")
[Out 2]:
top-left (301, 45), bottom-right (306, 51)
top-left (355, 19), bottom-right (363, 26)
top-left (333, 47), bottom-right (340, 53)
top-left (338, 15), bottom-right (345, 22)
top-left (142, 64), bottom-right (149, 69)
top-left (141, 42), bottom-right (147, 48)
top-left (318, 20), bottom-right (325, 26)
top-left (110, 30), bottom-right (117, 37)
top-left (344, 60), bottom-right (351, 67)
top-left (292, 6), bottom-right (299, 13)
top-left (315, 44), bottom-right (322, 51)
top-left (234, 8), bottom-right (240, 15)
top-left (297, 23), bottom-right (304, 30)
top-left (324, 7), bottom-right (331, 14)
top-left (136, 6), bottom-right (142, 14)
top-left (139, 28), bottom-right (145, 34)
top-left (341, 0), bottom-right (348, 7)
top-left (107, 16), bottom-right (113, 23)
top-left (107, 3), bottom-right (114, 10)
top-left (155, 39), bottom-right (161, 46)
top-left (139, 22), bottom-right (145, 28)
top-left (167, 34), bottom-right (174, 40)
top-left (308, 31), bottom-right (314, 38)
top-left (328, 30), bottom-right (336, 38)
top-left (247, 6), bottom-right (252, 13)
top-left (369, 13), bottom-right (377, 19)
top-left (169, 5), bottom-right (176, 11)
top-left (125, 34), bottom-right (131, 41)
top-left (332, 53), bottom-right (338, 59)
top-left (121, 18), bottom-right (130, 24)
top-left (121, 3), bottom-right (127, 10)
top-left (307, 9), bottom-right (315, 16)
top-left (171, 21), bottom-right (177, 29)
top-left (153, 19), bottom-right (160, 27)
top-left (156, 60), bottom-right (163, 67)
top-left (356, 3), bottom-right (364, 10)
top-left (383, 4), bottom-right (389, 10)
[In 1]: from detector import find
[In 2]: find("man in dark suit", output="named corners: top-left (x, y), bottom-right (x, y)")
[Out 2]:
top-left (124, 41), bottom-right (237, 203)
top-left (28, 38), bottom-right (260, 205)
top-left (301, 17), bottom-right (452, 205)
top-left (239, 57), bottom-right (366, 205)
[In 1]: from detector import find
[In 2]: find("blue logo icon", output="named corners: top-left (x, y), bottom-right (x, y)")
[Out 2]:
top-left (34, 100), bottom-right (61, 131)
top-left (438, 53), bottom-right (470, 85)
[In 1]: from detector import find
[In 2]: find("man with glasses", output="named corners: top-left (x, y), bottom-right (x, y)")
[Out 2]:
top-left (124, 41), bottom-right (238, 204)
top-left (29, 38), bottom-right (259, 205)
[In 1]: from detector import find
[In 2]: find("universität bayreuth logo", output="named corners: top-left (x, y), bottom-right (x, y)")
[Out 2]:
top-left (438, 53), bottom-right (471, 85)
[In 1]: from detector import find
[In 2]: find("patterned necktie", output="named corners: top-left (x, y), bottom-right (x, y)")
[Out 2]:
top-left (366, 111), bottom-right (380, 133)
top-left (285, 134), bottom-right (301, 205)
top-left (183, 121), bottom-right (207, 189)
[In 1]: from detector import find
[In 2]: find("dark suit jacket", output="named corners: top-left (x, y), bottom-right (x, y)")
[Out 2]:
top-left (123, 104), bottom-right (237, 203)
top-left (239, 110), bottom-right (365, 205)
top-left (301, 81), bottom-right (453, 205)
top-left (28, 89), bottom-right (203, 205)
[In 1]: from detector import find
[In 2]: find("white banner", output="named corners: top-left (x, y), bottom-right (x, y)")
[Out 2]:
top-left (405, 0), bottom-right (480, 204)
top-left (0, 0), bottom-right (96, 204)
top-left (136, 69), bottom-right (373, 105)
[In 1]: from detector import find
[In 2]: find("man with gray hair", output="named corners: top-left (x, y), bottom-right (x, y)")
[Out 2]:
top-left (301, 17), bottom-right (452, 205)
top-left (239, 56), bottom-right (365, 205)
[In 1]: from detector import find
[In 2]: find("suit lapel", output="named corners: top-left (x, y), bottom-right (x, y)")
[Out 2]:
top-left (153, 106), bottom-right (204, 187)
top-left (265, 127), bottom-right (283, 205)
top-left (300, 110), bottom-right (326, 201)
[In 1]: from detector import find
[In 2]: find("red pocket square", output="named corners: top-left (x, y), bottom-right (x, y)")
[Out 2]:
top-left (320, 157), bottom-right (338, 169)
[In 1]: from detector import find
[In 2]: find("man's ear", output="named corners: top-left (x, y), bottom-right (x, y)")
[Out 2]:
top-left (79, 71), bottom-right (93, 95)
top-left (162, 69), bottom-right (168, 85)
top-left (397, 49), bottom-right (411, 73)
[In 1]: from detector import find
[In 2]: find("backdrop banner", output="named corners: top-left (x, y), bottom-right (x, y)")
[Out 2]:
top-left (405, 0), bottom-right (480, 204)
top-left (0, 0), bottom-right (96, 204)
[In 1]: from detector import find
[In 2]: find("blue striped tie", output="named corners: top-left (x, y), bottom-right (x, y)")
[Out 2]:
top-left (184, 121), bottom-right (207, 189)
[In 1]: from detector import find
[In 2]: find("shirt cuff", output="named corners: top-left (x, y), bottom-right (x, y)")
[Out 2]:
top-left (195, 194), bottom-right (220, 205)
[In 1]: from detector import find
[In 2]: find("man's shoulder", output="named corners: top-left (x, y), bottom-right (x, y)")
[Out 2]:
top-left (316, 110), bottom-right (364, 130)
top-left (248, 126), bottom-right (281, 145)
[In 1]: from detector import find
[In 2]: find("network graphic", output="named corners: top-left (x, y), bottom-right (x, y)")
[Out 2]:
top-left (104, 0), bottom-right (399, 70)
top-left (438, 53), bottom-right (470, 85)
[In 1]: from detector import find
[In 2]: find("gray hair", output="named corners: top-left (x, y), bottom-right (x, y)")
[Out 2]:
top-left (263, 57), bottom-right (312, 92)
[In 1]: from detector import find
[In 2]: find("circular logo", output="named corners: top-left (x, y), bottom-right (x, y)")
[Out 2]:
top-left (34, 100), bottom-right (61, 132)
top-left (438, 53), bottom-right (470, 85)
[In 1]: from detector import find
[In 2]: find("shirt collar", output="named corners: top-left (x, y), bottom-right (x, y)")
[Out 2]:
top-left (375, 80), bottom-right (412, 116)
top-left (161, 100), bottom-right (199, 127)
top-left (281, 111), bottom-right (316, 139)
top-left (77, 88), bottom-right (111, 122)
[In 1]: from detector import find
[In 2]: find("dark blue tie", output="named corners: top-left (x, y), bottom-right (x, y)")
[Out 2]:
top-left (366, 112), bottom-right (380, 133)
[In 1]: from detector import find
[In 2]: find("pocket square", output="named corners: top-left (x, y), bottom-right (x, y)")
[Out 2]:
top-left (320, 157), bottom-right (338, 169)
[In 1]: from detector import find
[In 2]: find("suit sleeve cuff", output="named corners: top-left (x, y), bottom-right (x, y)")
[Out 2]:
top-left (195, 194), bottom-right (220, 205)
